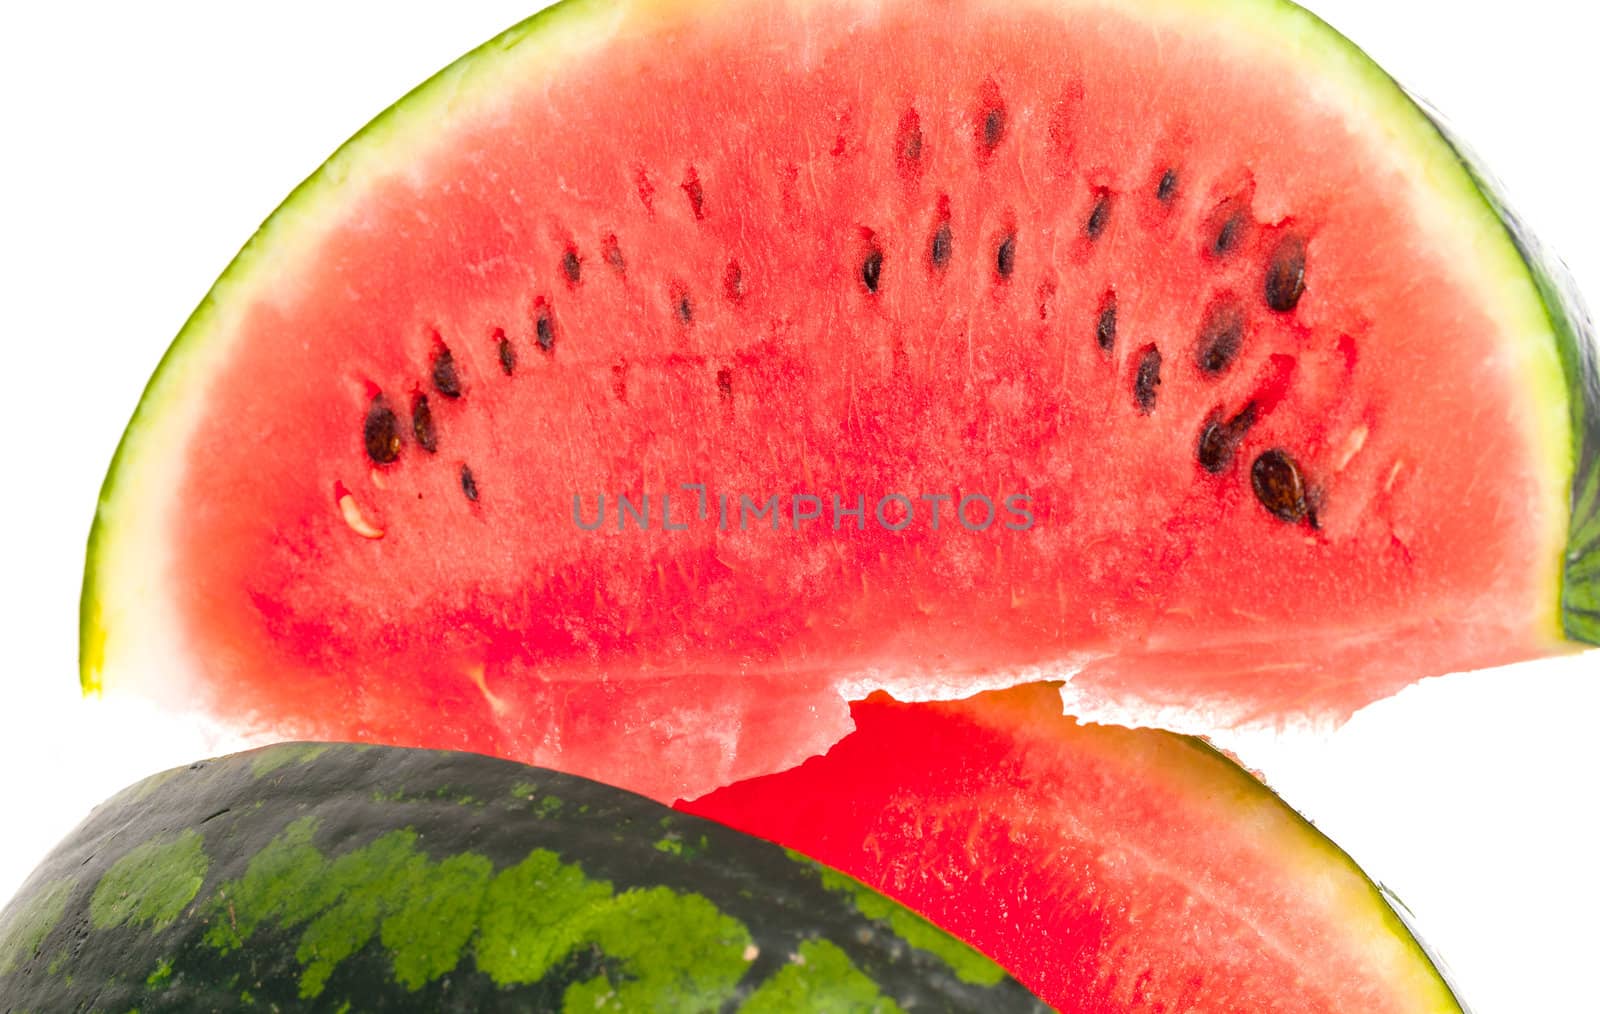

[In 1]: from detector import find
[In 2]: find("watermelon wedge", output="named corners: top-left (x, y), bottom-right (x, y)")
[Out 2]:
top-left (683, 682), bottom-right (1463, 1013)
top-left (81, 0), bottom-right (1599, 800)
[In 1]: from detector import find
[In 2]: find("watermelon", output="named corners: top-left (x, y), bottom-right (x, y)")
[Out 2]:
top-left (683, 682), bottom-right (1464, 1013)
top-left (81, 0), bottom-right (1599, 801)
top-left (0, 741), bottom-right (1045, 1012)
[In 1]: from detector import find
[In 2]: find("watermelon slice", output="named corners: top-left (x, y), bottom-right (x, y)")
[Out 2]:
top-left (683, 682), bottom-right (1463, 1013)
top-left (82, 0), bottom-right (1599, 800)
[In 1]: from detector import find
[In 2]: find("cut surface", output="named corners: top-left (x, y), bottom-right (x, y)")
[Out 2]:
top-left (84, 0), bottom-right (1597, 800)
top-left (0, 742), bottom-right (1044, 1011)
top-left (683, 683), bottom-right (1463, 1013)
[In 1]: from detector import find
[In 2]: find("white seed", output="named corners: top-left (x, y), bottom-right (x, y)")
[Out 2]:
top-left (338, 492), bottom-right (384, 539)
top-left (468, 664), bottom-right (507, 715)
top-left (1383, 460), bottom-right (1405, 494)
top-left (1334, 424), bottom-right (1368, 471)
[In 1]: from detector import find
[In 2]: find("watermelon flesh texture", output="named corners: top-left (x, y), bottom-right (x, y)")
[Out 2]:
top-left (683, 683), bottom-right (1464, 1013)
top-left (0, 742), bottom-right (1045, 1011)
top-left (83, 0), bottom-right (1599, 801)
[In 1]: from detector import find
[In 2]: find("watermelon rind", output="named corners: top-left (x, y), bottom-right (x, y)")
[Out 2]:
top-left (687, 684), bottom-right (1467, 1012)
top-left (79, 0), bottom-right (1596, 697)
top-left (0, 742), bottom-right (1046, 1011)
top-left (1433, 136), bottom-right (1600, 643)
top-left (1184, 733), bottom-right (1468, 1012)
top-left (1399, 87), bottom-right (1600, 644)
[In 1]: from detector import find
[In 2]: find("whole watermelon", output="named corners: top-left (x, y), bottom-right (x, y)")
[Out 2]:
top-left (0, 742), bottom-right (1046, 1012)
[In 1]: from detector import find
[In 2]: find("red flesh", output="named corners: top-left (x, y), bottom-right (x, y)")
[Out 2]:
top-left (684, 684), bottom-right (1447, 1013)
top-left (161, 0), bottom-right (1554, 800)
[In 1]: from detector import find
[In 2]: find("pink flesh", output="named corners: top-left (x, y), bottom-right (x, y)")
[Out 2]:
top-left (171, 0), bottom-right (1552, 800)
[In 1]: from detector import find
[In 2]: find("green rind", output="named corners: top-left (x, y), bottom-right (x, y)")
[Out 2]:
top-left (1416, 122), bottom-right (1600, 642)
top-left (0, 879), bottom-right (74, 978)
top-left (802, 858), bottom-right (1006, 988)
top-left (0, 742), bottom-right (1046, 1012)
top-left (1375, 883), bottom-right (1474, 1014)
top-left (1177, 734), bottom-right (1466, 1010)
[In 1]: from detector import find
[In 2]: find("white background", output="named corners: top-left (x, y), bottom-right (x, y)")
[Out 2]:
top-left (0, 2), bottom-right (1596, 1010)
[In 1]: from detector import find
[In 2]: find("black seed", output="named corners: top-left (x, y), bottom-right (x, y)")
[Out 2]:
top-left (931, 221), bottom-right (952, 270)
top-left (562, 248), bottom-right (581, 284)
top-left (604, 237), bottom-right (626, 274)
top-left (1096, 293), bottom-right (1117, 354)
top-left (862, 249), bottom-right (883, 294)
top-left (896, 109), bottom-right (925, 168)
top-left (1196, 299), bottom-right (1246, 376)
top-left (1212, 214), bottom-right (1247, 257)
top-left (682, 170), bottom-right (705, 220)
top-left (983, 107), bottom-right (1006, 149)
top-left (460, 465), bottom-right (479, 502)
top-left (676, 293), bottom-right (694, 324)
top-left (431, 348), bottom-right (462, 398)
top-left (1265, 235), bottom-right (1308, 312)
top-left (898, 108), bottom-right (925, 166)
top-left (535, 312), bottom-right (555, 353)
top-left (1197, 419), bottom-right (1231, 474)
top-left (363, 395), bottom-right (402, 465)
top-left (1196, 402), bottom-right (1257, 474)
top-left (496, 331), bottom-right (516, 376)
top-left (996, 232), bottom-right (1016, 280)
top-left (411, 394), bottom-right (437, 453)
top-left (716, 367), bottom-right (733, 401)
top-left (1251, 449), bottom-right (1309, 523)
top-left (1087, 192), bottom-right (1112, 240)
top-left (1133, 344), bottom-right (1162, 413)
top-left (1157, 169), bottom-right (1179, 203)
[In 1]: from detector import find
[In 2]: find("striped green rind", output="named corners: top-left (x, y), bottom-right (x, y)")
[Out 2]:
top-left (0, 743), bottom-right (1047, 1012)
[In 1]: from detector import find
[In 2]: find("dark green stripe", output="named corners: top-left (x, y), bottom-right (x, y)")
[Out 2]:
top-left (0, 743), bottom-right (1049, 1013)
